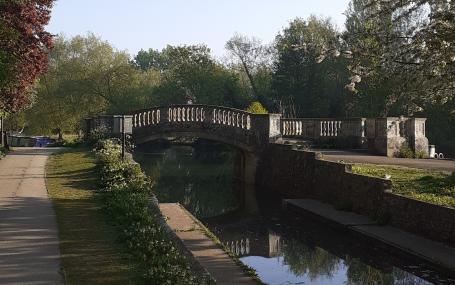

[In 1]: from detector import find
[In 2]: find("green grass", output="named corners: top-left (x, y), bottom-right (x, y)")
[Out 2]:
top-left (352, 164), bottom-right (455, 208)
top-left (46, 148), bottom-right (136, 284)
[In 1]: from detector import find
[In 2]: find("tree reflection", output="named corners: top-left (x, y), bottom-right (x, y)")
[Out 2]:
top-left (282, 238), bottom-right (341, 281)
top-left (134, 144), bottom-right (240, 218)
top-left (282, 238), bottom-right (431, 285)
top-left (345, 258), bottom-right (430, 285)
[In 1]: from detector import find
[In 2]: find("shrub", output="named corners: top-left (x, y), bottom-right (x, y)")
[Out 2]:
top-left (396, 144), bottom-right (414, 158)
top-left (414, 150), bottom-right (426, 159)
top-left (246, 101), bottom-right (268, 114)
top-left (94, 139), bottom-right (209, 284)
top-left (0, 146), bottom-right (6, 158)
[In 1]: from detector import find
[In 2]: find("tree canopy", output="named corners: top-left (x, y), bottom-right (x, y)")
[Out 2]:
top-left (0, 0), bottom-right (54, 113)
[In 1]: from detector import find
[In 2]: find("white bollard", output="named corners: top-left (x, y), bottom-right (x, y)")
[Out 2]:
top-left (429, 145), bottom-right (436, 158)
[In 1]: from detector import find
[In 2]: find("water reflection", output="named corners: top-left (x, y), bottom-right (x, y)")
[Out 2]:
top-left (134, 142), bottom-right (454, 285)
top-left (133, 142), bottom-right (240, 218)
top-left (209, 215), bottom-right (444, 285)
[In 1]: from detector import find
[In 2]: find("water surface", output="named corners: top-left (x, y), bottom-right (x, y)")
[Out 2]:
top-left (134, 142), bottom-right (454, 285)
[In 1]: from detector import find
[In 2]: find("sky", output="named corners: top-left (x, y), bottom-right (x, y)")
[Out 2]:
top-left (47, 0), bottom-right (351, 58)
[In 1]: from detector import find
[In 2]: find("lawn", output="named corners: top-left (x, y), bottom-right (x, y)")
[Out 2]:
top-left (46, 148), bottom-right (136, 284)
top-left (352, 164), bottom-right (455, 208)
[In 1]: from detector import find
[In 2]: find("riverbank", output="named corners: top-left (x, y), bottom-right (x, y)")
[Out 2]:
top-left (284, 199), bottom-right (455, 275)
top-left (46, 148), bottom-right (136, 284)
top-left (159, 203), bottom-right (259, 285)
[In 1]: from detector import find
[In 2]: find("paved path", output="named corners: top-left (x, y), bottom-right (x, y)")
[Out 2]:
top-left (317, 149), bottom-right (455, 173)
top-left (0, 148), bottom-right (62, 284)
top-left (284, 199), bottom-right (455, 273)
top-left (159, 203), bottom-right (257, 285)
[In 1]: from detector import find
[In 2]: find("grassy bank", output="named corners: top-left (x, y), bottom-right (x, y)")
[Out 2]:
top-left (352, 164), bottom-right (455, 208)
top-left (46, 148), bottom-right (136, 284)
top-left (94, 140), bottom-right (209, 285)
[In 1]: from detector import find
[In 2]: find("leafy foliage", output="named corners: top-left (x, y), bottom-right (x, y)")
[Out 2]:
top-left (245, 101), bottom-right (268, 114)
top-left (272, 16), bottom-right (351, 117)
top-left (94, 140), bottom-right (210, 284)
top-left (0, 0), bottom-right (54, 113)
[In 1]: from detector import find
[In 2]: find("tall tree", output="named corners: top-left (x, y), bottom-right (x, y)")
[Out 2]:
top-left (345, 0), bottom-right (454, 115)
top-left (25, 34), bottom-right (159, 136)
top-left (272, 16), bottom-right (350, 117)
top-left (151, 45), bottom-right (247, 107)
top-left (0, 0), bottom-right (54, 113)
top-left (225, 33), bottom-right (273, 104)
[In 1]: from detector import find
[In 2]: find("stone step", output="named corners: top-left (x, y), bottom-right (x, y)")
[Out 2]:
top-left (159, 203), bottom-right (258, 285)
top-left (283, 198), bottom-right (455, 272)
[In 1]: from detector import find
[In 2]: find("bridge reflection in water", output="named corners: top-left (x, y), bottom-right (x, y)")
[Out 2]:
top-left (208, 206), bottom-right (450, 285)
top-left (132, 140), bottom-right (451, 285)
top-left (222, 230), bottom-right (282, 258)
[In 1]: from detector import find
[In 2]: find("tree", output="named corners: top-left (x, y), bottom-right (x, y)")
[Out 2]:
top-left (25, 34), bottom-right (158, 137)
top-left (150, 45), bottom-right (247, 107)
top-left (272, 16), bottom-right (351, 117)
top-left (345, 0), bottom-right (455, 115)
top-left (226, 33), bottom-right (273, 105)
top-left (0, 0), bottom-right (54, 113)
top-left (245, 101), bottom-right (268, 114)
top-left (133, 48), bottom-right (166, 71)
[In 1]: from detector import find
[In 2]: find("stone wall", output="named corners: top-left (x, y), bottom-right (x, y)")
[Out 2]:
top-left (385, 194), bottom-right (455, 245)
top-left (257, 143), bottom-right (455, 245)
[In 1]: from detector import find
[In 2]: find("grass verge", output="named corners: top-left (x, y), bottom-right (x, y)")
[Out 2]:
top-left (352, 164), bottom-right (455, 208)
top-left (46, 147), bottom-right (136, 284)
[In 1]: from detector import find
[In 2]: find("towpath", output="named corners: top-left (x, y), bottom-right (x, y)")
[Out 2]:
top-left (0, 148), bottom-right (62, 284)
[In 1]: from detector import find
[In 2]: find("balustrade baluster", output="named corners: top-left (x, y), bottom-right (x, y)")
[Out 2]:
top-left (246, 115), bottom-right (251, 130)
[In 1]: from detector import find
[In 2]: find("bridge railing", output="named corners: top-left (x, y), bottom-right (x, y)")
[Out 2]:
top-left (131, 105), bottom-right (254, 131)
top-left (281, 117), bottom-right (367, 148)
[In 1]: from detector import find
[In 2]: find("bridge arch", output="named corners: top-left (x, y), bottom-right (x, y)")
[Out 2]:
top-left (130, 104), bottom-right (281, 153)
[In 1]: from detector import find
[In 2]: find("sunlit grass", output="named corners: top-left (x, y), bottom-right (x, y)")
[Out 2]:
top-left (46, 148), bottom-right (136, 284)
top-left (352, 164), bottom-right (455, 208)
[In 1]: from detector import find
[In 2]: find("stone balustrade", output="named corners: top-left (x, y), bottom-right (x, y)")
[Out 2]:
top-left (84, 105), bottom-right (429, 157)
top-left (281, 118), bottom-right (367, 149)
top-left (131, 105), bottom-right (252, 131)
top-left (123, 105), bottom-right (279, 153)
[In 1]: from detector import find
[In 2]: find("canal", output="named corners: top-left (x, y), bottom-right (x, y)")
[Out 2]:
top-left (133, 140), bottom-right (454, 285)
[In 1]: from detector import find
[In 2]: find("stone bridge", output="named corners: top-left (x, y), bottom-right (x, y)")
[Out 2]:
top-left (129, 105), bottom-right (281, 153)
top-left (84, 104), bottom-right (429, 158)
top-left (83, 105), bottom-right (455, 247)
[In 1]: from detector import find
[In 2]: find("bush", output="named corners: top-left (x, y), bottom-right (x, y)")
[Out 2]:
top-left (396, 144), bottom-right (414, 158)
top-left (414, 150), bottom-right (426, 159)
top-left (245, 101), bottom-right (268, 114)
top-left (94, 139), bottom-right (209, 284)
top-left (0, 146), bottom-right (6, 158)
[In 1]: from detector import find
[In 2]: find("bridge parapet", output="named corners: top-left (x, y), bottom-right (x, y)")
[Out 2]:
top-left (282, 117), bottom-right (429, 157)
top-left (132, 105), bottom-right (254, 131)
top-left (281, 117), bottom-right (367, 148)
top-left (130, 105), bottom-right (281, 152)
top-left (84, 105), bottom-right (428, 157)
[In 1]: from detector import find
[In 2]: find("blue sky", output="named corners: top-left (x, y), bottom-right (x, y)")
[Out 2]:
top-left (47, 0), bottom-right (351, 58)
